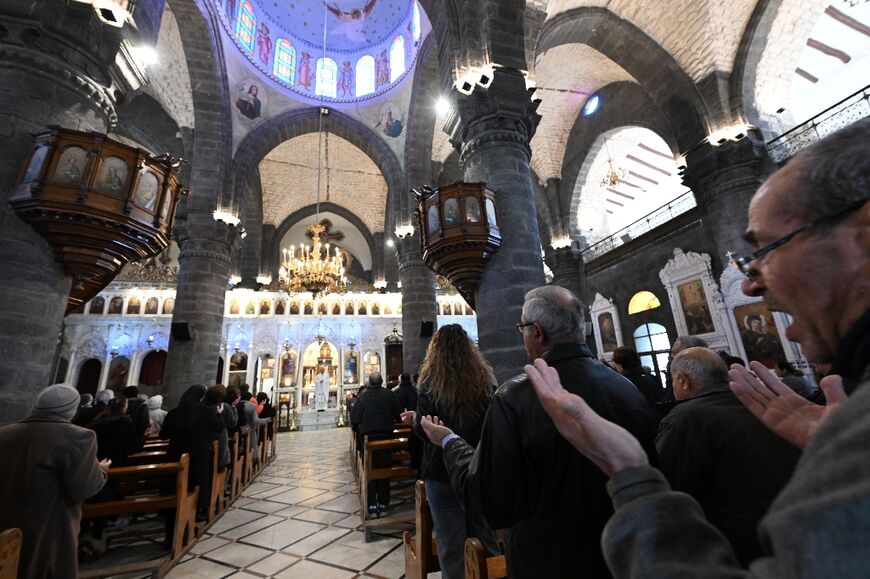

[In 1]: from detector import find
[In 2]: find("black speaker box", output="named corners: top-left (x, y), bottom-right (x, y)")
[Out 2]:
top-left (420, 321), bottom-right (434, 338)
top-left (171, 321), bottom-right (193, 341)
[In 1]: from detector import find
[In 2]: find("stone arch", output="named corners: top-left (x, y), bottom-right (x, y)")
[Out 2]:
top-left (268, 201), bottom-right (377, 278)
top-left (561, 82), bottom-right (678, 238)
top-left (164, 0), bottom-right (232, 214)
top-left (730, 0), bottom-right (829, 139)
top-left (229, 107), bottom-right (404, 233)
top-left (537, 7), bottom-right (709, 152)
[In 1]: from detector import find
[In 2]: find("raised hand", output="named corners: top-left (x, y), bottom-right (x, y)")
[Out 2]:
top-left (729, 361), bottom-right (846, 449)
top-left (420, 415), bottom-right (452, 445)
top-left (99, 458), bottom-right (112, 473)
top-left (399, 409), bottom-right (415, 424)
top-left (525, 358), bottom-right (648, 478)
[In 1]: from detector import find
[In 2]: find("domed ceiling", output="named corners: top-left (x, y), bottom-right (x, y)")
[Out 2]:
top-left (216, 0), bottom-right (424, 103)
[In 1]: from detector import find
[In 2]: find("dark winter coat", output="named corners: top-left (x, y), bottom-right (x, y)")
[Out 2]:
top-left (89, 414), bottom-right (143, 467)
top-left (621, 366), bottom-right (664, 408)
top-left (350, 385), bottom-right (401, 448)
top-left (442, 343), bottom-right (658, 578)
top-left (0, 416), bottom-right (106, 579)
top-left (655, 383), bottom-right (801, 565)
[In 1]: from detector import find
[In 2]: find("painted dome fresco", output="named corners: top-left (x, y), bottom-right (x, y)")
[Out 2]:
top-left (216, 0), bottom-right (425, 103)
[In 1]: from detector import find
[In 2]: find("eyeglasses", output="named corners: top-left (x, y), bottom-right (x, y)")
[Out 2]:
top-left (730, 198), bottom-right (866, 279)
top-left (516, 321), bottom-right (535, 334)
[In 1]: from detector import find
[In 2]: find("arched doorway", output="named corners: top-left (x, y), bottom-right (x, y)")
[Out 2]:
top-left (138, 350), bottom-right (167, 387)
top-left (76, 359), bottom-right (102, 396)
top-left (632, 323), bottom-right (670, 387)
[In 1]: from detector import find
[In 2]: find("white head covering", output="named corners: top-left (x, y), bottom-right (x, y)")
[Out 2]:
top-left (32, 383), bottom-right (80, 421)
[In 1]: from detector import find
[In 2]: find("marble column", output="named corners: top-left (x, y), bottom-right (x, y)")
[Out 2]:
top-left (396, 235), bottom-right (438, 374)
top-left (683, 133), bottom-right (774, 271)
top-left (0, 1), bottom-right (121, 423)
top-left (445, 67), bottom-right (544, 382)
top-left (162, 216), bottom-right (239, 408)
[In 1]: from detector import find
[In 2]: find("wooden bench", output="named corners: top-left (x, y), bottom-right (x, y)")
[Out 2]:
top-left (402, 481), bottom-right (439, 579)
top-left (238, 430), bottom-right (255, 490)
top-left (81, 454), bottom-right (199, 562)
top-left (0, 528), bottom-right (21, 579)
top-left (229, 431), bottom-right (246, 500)
top-left (126, 450), bottom-right (170, 466)
top-left (358, 433), bottom-right (417, 541)
top-left (207, 440), bottom-right (230, 524)
top-left (464, 538), bottom-right (507, 579)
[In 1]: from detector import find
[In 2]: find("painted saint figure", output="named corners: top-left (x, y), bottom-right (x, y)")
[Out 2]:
top-left (297, 52), bottom-right (313, 90)
top-left (256, 23), bottom-right (272, 66)
top-left (98, 166), bottom-right (124, 196)
top-left (337, 60), bottom-right (354, 98)
top-left (56, 155), bottom-right (82, 185)
top-left (375, 49), bottom-right (390, 88)
top-left (235, 83), bottom-right (261, 119)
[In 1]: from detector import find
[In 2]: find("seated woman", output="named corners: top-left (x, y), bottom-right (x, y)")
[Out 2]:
top-left (409, 324), bottom-right (500, 579)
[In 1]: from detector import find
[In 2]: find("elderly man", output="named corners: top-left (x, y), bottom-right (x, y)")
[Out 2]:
top-left (0, 384), bottom-right (110, 579)
top-left (420, 286), bottom-right (656, 578)
top-left (351, 372), bottom-right (401, 516)
top-left (658, 347), bottom-right (800, 566)
top-left (525, 118), bottom-right (869, 577)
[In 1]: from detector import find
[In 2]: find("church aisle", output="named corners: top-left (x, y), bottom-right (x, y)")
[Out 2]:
top-left (166, 428), bottom-right (408, 578)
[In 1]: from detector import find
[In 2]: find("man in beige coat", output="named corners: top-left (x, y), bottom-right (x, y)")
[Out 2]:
top-left (0, 384), bottom-right (109, 579)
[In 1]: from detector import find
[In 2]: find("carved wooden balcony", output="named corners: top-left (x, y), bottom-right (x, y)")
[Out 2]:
top-left (9, 127), bottom-right (188, 312)
top-left (415, 182), bottom-right (501, 309)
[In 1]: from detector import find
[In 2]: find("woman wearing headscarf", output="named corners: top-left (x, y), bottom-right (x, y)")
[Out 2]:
top-left (409, 324), bottom-right (500, 579)
top-left (0, 384), bottom-right (109, 579)
top-left (160, 384), bottom-right (225, 522)
top-left (204, 385), bottom-right (237, 468)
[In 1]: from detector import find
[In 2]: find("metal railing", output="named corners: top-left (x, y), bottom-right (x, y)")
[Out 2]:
top-left (766, 84), bottom-right (870, 164)
top-left (580, 191), bottom-right (697, 262)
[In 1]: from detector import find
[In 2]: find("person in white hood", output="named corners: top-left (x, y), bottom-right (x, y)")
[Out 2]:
top-left (147, 394), bottom-right (167, 434)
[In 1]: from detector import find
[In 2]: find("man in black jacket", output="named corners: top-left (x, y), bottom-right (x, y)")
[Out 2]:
top-left (658, 346), bottom-right (800, 566)
top-left (351, 372), bottom-right (401, 516)
top-left (122, 386), bottom-right (150, 443)
top-left (612, 346), bottom-right (663, 408)
top-left (420, 286), bottom-right (657, 578)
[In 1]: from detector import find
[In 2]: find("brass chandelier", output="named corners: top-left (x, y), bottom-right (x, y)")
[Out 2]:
top-left (277, 6), bottom-right (346, 298)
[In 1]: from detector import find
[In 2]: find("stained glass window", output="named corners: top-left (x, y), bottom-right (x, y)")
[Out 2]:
top-left (236, 1), bottom-right (256, 53)
top-left (412, 2), bottom-right (421, 45)
top-left (316, 57), bottom-right (338, 98)
top-left (356, 55), bottom-right (375, 97)
top-left (390, 36), bottom-right (405, 82)
top-left (273, 39), bottom-right (296, 84)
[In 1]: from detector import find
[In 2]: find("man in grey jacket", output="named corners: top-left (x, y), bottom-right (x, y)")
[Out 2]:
top-left (525, 117), bottom-right (870, 577)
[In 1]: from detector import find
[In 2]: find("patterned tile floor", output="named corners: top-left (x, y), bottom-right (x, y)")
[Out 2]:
top-left (166, 428), bottom-right (422, 578)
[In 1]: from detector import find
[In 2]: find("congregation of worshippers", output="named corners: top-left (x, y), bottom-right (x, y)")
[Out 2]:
top-left (1, 0), bottom-right (870, 576)
top-left (3, 120), bottom-right (869, 578)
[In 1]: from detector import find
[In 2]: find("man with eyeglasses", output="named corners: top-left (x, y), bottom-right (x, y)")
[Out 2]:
top-left (419, 285), bottom-right (657, 578)
top-left (524, 117), bottom-right (870, 577)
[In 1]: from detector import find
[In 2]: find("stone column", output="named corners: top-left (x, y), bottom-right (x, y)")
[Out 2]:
top-left (396, 236), bottom-right (438, 374)
top-left (0, 1), bottom-right (121, 423)
top-left (162, 216), bottom-right (239, 408)
top-left (445, 67), bottom-right (544, 382)
top-left (683, 133), bottom-right (774, 271)
top-left (545, 245), bottom-right (585, 302)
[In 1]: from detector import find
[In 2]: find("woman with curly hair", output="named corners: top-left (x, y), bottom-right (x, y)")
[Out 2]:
top-left (408, 324), bottom-right (500, 579)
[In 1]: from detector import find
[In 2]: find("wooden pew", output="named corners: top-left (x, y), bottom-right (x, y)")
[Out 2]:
top-left (126, 450), bottom-right (169, 466)
top-left (358, 434), bottom-right (416, 541)
top-left (402, 481), bottom-right (439, 579)
top-left (239, 430), bottom-right (254, 490)
top-left (0, 528), bottom-right (22, 579)
top-left (229, 432), bottom-right (245, 503)
top-left (464, 538), bottom-right (507, 579)
top-left (207, 440), bottom-right (230, 524)
top-left (81, 454), bottom-right (199, 563)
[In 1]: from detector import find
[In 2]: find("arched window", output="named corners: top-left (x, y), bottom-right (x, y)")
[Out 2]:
top-left (412, 2), bottom-right (421, 45)
top-left (390, 36), bottom-right (405, 82)
top-left (316, 57), bottom-right (338, 98)
top-left (235, 1), bottom-right (256, 54)
top-left (633, 323), bottom-right (670, 387)
top-left (88, 296), bottom-right (105, 315)
top-left (162, 298), bottom-right (175, 315)
top-left (273, 39), bottom-right (296, 84)
top-left (628, 290), bottom-right (661, 315)
top-left (356, 55), bottom-right (376, 97)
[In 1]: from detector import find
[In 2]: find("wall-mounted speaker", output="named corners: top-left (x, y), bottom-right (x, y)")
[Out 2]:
top-left (171, 321), bottom-right (193, 341)
top-left (420, 321), bottom-right (434, 338)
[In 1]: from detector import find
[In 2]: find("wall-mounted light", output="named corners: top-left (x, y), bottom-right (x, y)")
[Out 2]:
top-left (228, 275), bottom-right (242, 286)
top-left (550, 236), bottom-right (572, 250)
top-left (435, 96), bottom-right (450, 116)
top-left (582, 95), bottom-right (601, 117)
top-left (146, 335), bottom-right (155, 348)
top-left (373, 280), bottom-right (387, 290)
top-left (110, 345), bottom-right (119, 358)
top-left (386, 239), bottom-right (394, 248)
top-left (71, 0), bottom-right (132, 27)
top-left (394, 224), bottom-right (415, 239)
top-left (256, 275), bottom-right (272, 285)
top-left (213, 210), bottom-right (241, 227)
top-left (707, 124), bottom-right (752, 147)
